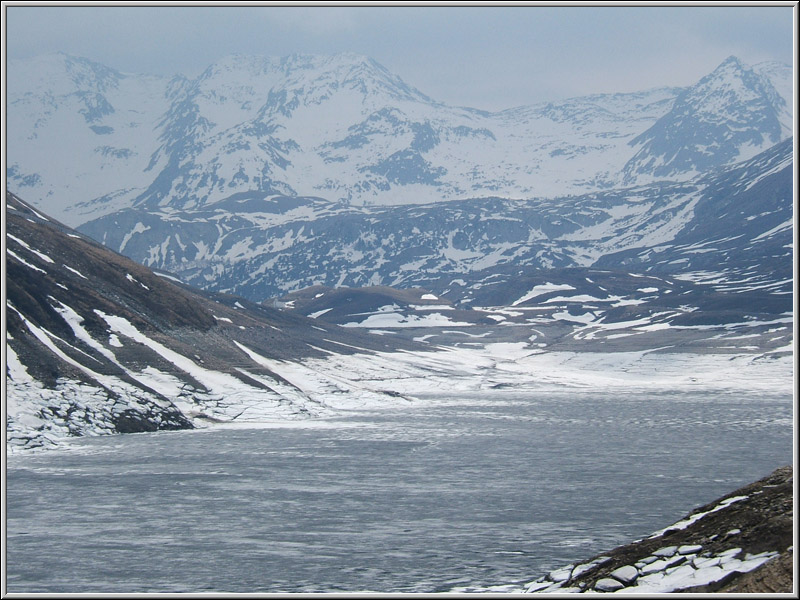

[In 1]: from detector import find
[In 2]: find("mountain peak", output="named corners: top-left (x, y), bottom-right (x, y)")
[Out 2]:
top-left (717, 55), bottom-right (744, 69)
top-left (201, 52), bottom-right (381, 77)
top-left (699, 55), bottom-right (754, 87)
top-left (621, 56), bottom-right (788, 184)
top-left (678, 56), bottom-right (762, 103)
top-left (7, 51), bottom-right (791, 222)
top-left (687, 55), bottom-right (786, 118)
top-left (192, 52), bottom-right (430, 103)
top-left (6, 52), bottom-right (126, 104)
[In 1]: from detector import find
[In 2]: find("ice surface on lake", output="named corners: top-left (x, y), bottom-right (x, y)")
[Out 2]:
top-left (6, 382), bottom-right (792, 594)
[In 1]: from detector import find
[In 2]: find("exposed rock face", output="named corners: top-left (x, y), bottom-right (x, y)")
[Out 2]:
top-left (521, 466), bottom-right (793, 594)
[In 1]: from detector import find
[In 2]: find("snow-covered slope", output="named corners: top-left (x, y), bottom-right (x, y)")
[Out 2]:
top-left (5, 191), bottom-right (415, 452)
top-left (7, 53), bottom-right (792, 226)
top-left (6, 54), bottom-right (174, 222)
top-left (7, 191), bottom-right (793, 455)
top-left (78, 137), bottom-right (793, 310)
top-left (622, 56), bottom-right (791, 184)
top-left (600, 137), bottom-right (794, 296)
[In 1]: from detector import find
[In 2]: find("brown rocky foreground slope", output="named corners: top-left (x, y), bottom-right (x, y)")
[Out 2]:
top-left (520, 466), bottom-right (794, 594)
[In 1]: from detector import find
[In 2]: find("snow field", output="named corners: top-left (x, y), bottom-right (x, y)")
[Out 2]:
top-left (8, 295), bottom-right (792, 453)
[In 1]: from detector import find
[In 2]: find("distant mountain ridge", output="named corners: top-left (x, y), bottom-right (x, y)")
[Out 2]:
top-left (7, 52), bottom-right (792, 226)
top-left (78, 137), bottom-right (793, 308)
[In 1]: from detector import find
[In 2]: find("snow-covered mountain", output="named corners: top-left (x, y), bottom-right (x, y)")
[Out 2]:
top-left (78, 137), bottom-right (793, 312)
top-left (7, 52), bottom-right (792, 226)
top-left (6, 54), bottom-right (173, 223)
top-left (621, 57), bottom-right (791, 184)
top-left (7, 180), bottom-right (793, 451)
top-left (7, 52), bottom-right (794, 409)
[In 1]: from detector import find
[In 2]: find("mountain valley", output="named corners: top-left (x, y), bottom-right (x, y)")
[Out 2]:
top-left (4, 46), bottom-right (795, 597)
top-left (6, 185), bottom-right (793, 453)
top-left (5, 50), bottom-right (795, 455)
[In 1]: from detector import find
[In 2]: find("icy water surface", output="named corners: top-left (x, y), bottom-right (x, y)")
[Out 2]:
top-left (6, 389), bottom-right (793, 593)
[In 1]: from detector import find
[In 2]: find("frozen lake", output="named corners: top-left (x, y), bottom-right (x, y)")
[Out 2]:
top-left (6, 388), bottom-right (793, 593)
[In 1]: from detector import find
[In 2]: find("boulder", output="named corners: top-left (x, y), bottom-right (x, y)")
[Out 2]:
top-left (594, 577), bottom-right (625, 592)
top-left (548, 566), bottom-right (574, 582)
top-left (609, 564), bottom-right (639, 584)
top-left (652, 545), bottom-right (677, 557)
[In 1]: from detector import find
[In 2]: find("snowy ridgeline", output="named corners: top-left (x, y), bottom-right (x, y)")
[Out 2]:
top-left (6, 52), bottom-right (792, 226)
top-left (78, 135), bottom-right (793, 304)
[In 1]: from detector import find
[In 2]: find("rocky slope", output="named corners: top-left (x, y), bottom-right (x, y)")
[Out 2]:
top-left (621, 56), bottom-right (791, 184)
top-left (7, 53), bottom-right (791, 226)
top-left (5, 191), bottom-right (416, 453)
top-left (455, 466), bottom-right (794, 594)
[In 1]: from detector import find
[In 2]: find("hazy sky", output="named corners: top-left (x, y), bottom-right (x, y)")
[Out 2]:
top-left (4, 3), bottom-right (796, 111)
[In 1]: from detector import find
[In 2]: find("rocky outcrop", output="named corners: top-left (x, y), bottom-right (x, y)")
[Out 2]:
top-left (707, 547), bottom-right (794, 594)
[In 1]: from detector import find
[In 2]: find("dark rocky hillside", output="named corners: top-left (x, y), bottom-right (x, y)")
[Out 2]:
top-left (276, 265), bottom-right (793, 356)
top-left (6, 191), bottom-right (418, 452)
